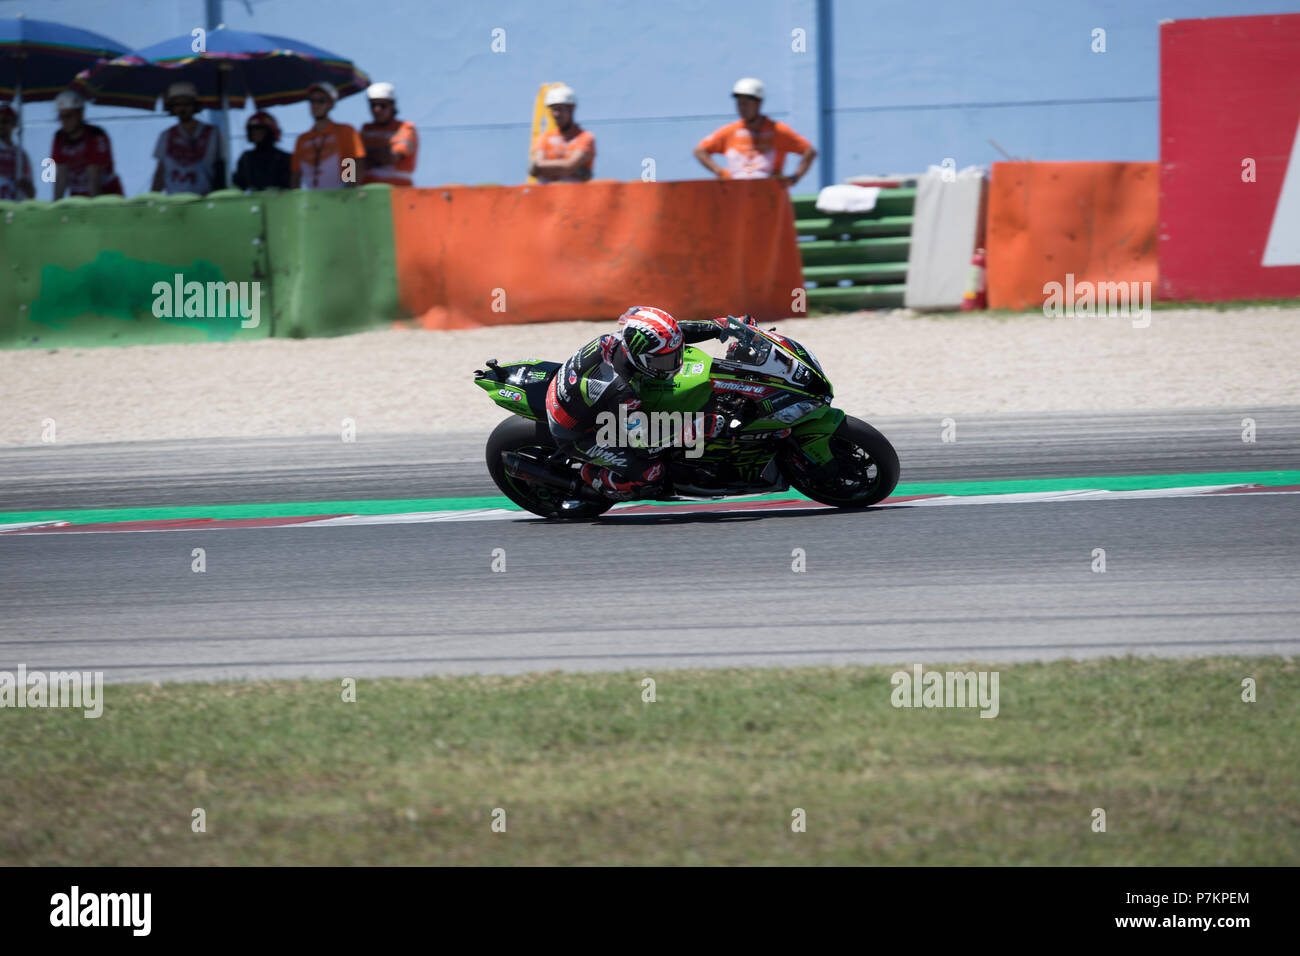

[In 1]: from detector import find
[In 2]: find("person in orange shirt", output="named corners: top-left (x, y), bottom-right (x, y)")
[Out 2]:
top-left (694, 77), bottom-right (817, 187)
top-left (529, 85), bottom-right (594, 183)
top-left (290, 81), bottom-right (364, 190)
top-left (361, 82), bottom-right (418, 186)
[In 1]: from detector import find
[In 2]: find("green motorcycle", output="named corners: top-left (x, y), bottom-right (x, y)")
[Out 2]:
top-left (473, 320), bottom-right (900, 519)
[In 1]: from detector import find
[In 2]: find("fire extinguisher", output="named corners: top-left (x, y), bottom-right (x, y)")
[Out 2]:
top-left (961, 248), bottom-right (987, 310)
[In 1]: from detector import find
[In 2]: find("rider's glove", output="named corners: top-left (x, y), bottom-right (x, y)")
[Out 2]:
top-left (681, 413), bottom-right (730, 446)
top-left (713, 314), bottom-right (757, 341)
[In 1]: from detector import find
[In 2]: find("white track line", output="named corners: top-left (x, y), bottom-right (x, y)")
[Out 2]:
top-left (4, 485), bottom-right (1295, 535)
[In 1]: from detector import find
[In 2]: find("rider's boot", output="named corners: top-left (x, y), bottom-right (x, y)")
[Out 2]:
top-left (579, 461), bottom-right (664, 501)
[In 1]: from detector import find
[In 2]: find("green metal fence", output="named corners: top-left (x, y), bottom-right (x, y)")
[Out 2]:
top-left (792, 189), bottom-right (915, 310)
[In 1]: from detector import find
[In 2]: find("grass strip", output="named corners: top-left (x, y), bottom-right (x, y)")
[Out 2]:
top-left (2, 656), bottom-right (1295, 865)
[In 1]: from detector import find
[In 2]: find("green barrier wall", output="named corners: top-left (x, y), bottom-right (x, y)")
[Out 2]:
top-left (0, 184), bottom-right (399, 349)
top-left (262, 185), bottom-right (399, 339)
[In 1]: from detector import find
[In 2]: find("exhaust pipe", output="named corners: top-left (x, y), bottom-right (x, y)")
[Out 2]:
top-left (502, 452), bottom-right (606, 502)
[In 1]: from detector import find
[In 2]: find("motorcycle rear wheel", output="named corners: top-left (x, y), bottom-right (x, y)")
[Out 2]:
top-left (485, 417), bottom-right (615, 520)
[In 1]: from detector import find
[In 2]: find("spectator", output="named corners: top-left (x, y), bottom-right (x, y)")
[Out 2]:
top-left (51, 90), bottom-right (124, 199)
top-left (694, 77), bottom-right (817, 187)
top-left (290, 81), bottom-right (363, 190)
top-left (151, 81), bottom-right (225, 195)
top-left (233, 112), bottom-right (291, 191)
top-left (529, 85), bottom-right (594, 183)
top-left (361, 82), bottom-right (418, 186)
top-left (0, 103), bottom-right (35, 200)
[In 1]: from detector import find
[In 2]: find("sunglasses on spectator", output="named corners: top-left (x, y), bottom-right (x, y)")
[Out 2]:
top-left (369, 101), bottom-right (393, 108)
top-left (58, 110), bottom-right (81, 118)
top-left (309, 96), bottom-right (330, 105)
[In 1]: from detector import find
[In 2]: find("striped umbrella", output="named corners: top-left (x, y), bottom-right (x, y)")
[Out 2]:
top-left (72, 26), bottom-right (370, 179)
top-left (1, 15), bottom-right (129, 191)
top-left (72, 26), bottom-right (370, 110)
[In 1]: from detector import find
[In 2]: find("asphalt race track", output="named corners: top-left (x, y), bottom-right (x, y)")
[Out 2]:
top-left (1, 406), bottom-right (1297, 683)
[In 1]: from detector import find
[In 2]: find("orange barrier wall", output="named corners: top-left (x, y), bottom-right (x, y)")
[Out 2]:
top-left (391, 179), bottom-right (804, 329)
top-left (986, 162), bottom-right (1158, 310)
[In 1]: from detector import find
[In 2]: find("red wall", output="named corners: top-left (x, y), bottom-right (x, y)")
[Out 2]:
top-left (1159, 13), bottom-right (1300, 300)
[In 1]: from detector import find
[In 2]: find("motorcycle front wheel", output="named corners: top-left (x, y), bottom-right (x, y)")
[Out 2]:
top-left (780, 415), bottom-right (900, 508)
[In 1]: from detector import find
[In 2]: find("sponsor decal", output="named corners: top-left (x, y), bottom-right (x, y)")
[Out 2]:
top-left (712, 379), bottom-right (774, 397)
top-left (687, 362), bottom-right (705, 375)
top-left (737, 428), bottom-right (792, 441)
top-left (497, 388), bottom-right (524, 402)
top-left (568, 370), bottom-right (578, 385)
top-left (585, 445), bottom-right (629, 468)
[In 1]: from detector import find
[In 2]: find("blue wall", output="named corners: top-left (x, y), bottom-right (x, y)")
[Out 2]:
top-left (10, 0), bottom-right (1300, 197)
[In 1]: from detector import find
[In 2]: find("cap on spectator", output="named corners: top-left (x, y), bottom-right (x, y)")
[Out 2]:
top-left (246, 110), bottom-right (281, 142)
top-left (54, 90), bottom-right (85, 112)
top-left (306, 81), bottom-right (338, 103)
top-left (165, 81), bottom-right (199, 104)
top-left (366, 82), bottom-right (396, 103)
top-left (544, 85), bottom-right (576, 107)
top-left (732, 77), bottom-right (765, 100)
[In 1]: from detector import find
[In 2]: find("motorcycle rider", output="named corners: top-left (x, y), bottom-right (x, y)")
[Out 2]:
top-left (546, 306), bottom-right (757, 499)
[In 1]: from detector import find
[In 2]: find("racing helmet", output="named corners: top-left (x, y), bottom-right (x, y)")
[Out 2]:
top-left (615, 306), bottom-right (684, 382)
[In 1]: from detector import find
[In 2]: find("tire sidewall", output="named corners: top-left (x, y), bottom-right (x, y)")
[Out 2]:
top-left (484, 417), bottom-right (614, 520)
top-left (781, 414), bottom-right (901, 508)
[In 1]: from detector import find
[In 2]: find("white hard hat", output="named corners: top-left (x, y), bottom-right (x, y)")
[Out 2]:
top-left (366, 82), bottom-right (396, 102)
top-left (544, 85), bottom-right (576, 107)
top-left (54, 90), bottom-right (85, 111)
top-left (165, 81), bottom-right (199, 102)
top-left (307, 81), bottom-right (338, 103)
top-left (732, 77), bottom-right (765, 100)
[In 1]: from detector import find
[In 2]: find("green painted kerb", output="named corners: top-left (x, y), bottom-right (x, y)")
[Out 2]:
top-left (1, 470), bottom-right (1295, 527)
